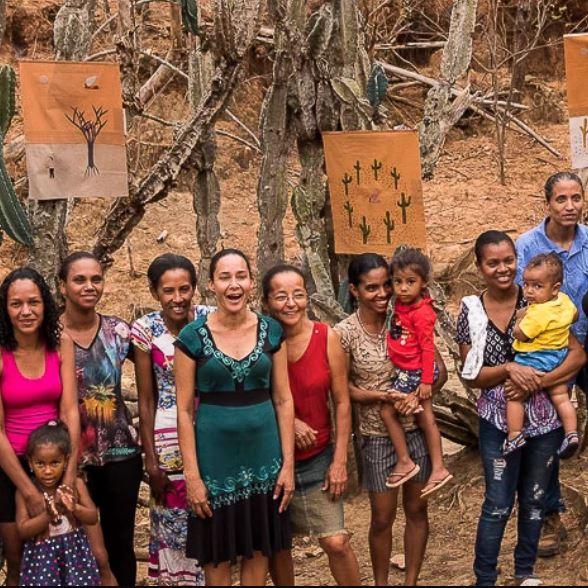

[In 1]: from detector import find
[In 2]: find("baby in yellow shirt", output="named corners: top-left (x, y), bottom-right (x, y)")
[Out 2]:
top-left (506, 253), bottom-right (578, 458)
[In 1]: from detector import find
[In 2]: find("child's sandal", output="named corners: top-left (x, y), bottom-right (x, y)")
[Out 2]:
top-left (502, 432), bottom-right (526, 456)
top-left (558, 432), bottom-right (579, 460)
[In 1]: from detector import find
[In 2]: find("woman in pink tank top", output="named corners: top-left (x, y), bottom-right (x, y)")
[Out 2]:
top-left (0, 267), bottom-right (79, 586)
top-left (263, 265), bottom-right (360, 587)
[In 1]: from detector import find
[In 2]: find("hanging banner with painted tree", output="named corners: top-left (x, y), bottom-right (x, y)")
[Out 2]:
top-left (564, 34), bottom-right (588, 169)
top-left (20, 61), bottom-right (128, 200)
top-left (323, 130), bottom-right (427, 255)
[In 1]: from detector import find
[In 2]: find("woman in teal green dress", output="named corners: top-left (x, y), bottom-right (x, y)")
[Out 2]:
top-left (175, 248), bottom-right (295, 585)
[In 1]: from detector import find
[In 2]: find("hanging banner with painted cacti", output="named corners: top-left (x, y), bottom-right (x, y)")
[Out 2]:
top-left (322, 130), bottom-right (426, 255)
top-left (19, 60), bottom-right (128, 200)
top-left (564, 34), bottom-right (588, 168)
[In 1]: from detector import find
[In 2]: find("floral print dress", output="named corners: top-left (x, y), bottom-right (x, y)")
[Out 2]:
top-left (131, 307), bottom-right (210, 586)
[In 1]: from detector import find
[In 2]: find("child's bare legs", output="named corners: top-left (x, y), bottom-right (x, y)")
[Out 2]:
top-left (549, 383), bottom-right (579, 459)
top-left (505, 398), bottom-right (525, 441)
top-left (415, 399), bottom-right (451, 495)
top-left (380, 401), bottom-right (418, 486)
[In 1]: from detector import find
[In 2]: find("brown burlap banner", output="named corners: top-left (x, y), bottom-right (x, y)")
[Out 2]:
top-left (323, 129), bottom-right (427, 256)
top-left (564, 34), bottom-right (588, 168)
top-left (20, 60), bottom-right (129, 200)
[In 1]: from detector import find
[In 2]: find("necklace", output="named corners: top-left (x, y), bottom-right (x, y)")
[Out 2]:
top-left (356, 308), bottom-right (386, 340)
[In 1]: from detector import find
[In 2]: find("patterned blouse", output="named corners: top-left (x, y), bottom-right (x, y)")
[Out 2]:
top-left (455, 288), bottom-right (561, 437)
top-left (130, 306), bottom-right (212, 471)
top-left (76, 315), bottom-right (140, 466)
top-left (335, 312), bottom-right (416, 437)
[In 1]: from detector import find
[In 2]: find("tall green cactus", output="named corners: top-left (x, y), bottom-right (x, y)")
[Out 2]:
top-left (0, 65), bottom-right (33, 246)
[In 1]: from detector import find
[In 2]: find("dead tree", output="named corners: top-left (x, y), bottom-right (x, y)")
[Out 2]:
top-left (65, 106), bottom-right (108, 175)
top-left (28, 0), bottom-right (93, 292)
top-left (92, 0), bottom-right (264, 264)
top-left (188, 7), bottom-right (220, 305)
top-left (419, 0), bottom-right (478, 180)
top-left (0, 0), bottom-right (6, 45)
top-left (255, 0), bottom-right (295, 278)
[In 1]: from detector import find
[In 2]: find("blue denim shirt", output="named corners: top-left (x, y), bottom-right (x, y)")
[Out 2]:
top-left (515, 219), bottom-right (588, 345)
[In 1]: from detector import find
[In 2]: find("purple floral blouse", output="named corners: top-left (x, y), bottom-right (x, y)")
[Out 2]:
top-left (455, 288), bottom-right (561, 438)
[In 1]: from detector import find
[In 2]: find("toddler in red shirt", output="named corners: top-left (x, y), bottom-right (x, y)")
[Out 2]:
top-left (381, 248), bottom-right (452, 498)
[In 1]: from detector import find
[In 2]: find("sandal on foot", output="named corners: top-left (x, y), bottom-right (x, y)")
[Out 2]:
top-left (420, 473), bottom-right (454, 499)
top-left (502, 433), bottom-right (526, 456)
top-left (385, 464), bottom-right (421, 489)
top-left (558, 432), bottom-right (579, 460)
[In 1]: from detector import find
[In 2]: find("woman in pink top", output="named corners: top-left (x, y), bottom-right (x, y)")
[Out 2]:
top-left (0, 267), bottom-right (79, 586)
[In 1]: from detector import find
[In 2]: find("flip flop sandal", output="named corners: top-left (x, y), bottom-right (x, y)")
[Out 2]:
top-left (558, 432), bottom-right (579, 460)
top-left (384, 464), bottom-right (421, 489)
top-left (420, 474), bottom-right (454, 499)
top-left (502, 432), bottom-right (526, 456)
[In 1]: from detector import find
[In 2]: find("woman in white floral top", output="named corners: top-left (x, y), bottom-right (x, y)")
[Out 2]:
top-left (132, 254), bottom-right (211, 586)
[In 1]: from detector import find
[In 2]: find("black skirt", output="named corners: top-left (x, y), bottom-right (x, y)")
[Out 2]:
top-left (186, 491), bottom-right (292, 567)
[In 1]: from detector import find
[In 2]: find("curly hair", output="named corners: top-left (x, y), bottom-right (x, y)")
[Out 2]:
top-left (0, 267), bottom-right (62, 351)
top-left (390, 247), bottom-right (431, 282)
top-left (26, 420), bottom-right (71, 459)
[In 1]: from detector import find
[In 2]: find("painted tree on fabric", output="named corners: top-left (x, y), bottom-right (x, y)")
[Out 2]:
top-left (65, 105), bottom-right (108, 175)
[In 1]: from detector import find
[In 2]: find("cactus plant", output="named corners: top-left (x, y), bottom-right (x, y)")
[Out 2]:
top-left (343, 200), bottom-right (354, 228)
top-left (181, 0), bottom-right (199, 35)
top-left (391, 166), bottom-right (401, 190)
top-left (383, 211), bottom-right (395, 244)
top-left (397, 192), bottom-right (412, 224)
top-left (342, 172), bottom-right (352, 196)
top-left (0, 65), bottom-right (33, 246)
top-left (366, 63), bottom-right (388, 108)
top-left (354, 160), bottom-right (362, 185)
top-left (359, 215), bottom-right (371, 244)
top-left (371, 159), bottom-right (382, 180)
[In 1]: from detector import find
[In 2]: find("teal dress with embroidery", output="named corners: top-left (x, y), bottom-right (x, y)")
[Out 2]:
top-left (175, 313), bottom-right (292, 566)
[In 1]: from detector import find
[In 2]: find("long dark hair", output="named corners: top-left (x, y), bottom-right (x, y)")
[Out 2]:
top-left (209, 248), bottom-right (252, 280)
top-left (0, 267), bottom-right (62, 351)
top-left (58, 251), bottom-right (102, 282)
top-left (347, 253), bottom-right (389, 308)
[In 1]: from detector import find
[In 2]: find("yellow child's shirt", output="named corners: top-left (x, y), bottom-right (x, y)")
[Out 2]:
top-left (513, 292), bottom-right (577, 353)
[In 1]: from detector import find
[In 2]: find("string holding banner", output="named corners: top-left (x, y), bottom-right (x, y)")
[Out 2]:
top-left (322, 130), bottom-right (427, 256)
top-left (19, 60), bottom-right (129, 201)
top-left (564, 34), bottom-right (588, 169)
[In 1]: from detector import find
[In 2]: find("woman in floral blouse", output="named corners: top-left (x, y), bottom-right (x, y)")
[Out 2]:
top-left (132, 254), bottom-right (210, 585)
top-left (60, 251), bottom-right (141, 587)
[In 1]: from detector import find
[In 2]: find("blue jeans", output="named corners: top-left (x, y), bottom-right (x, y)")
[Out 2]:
top-left (474, 418), bottom-right (563, 586)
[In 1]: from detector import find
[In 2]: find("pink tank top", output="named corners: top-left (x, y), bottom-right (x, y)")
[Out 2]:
top-left (0, 348), bottom-right (62, 455)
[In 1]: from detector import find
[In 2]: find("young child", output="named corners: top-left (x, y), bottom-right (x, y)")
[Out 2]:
top-left (381, 247), bottom-right (452, 498)
top-left (16, 421), bottom-right (101, 587)
top-left (506, 252), bottom-right (579, 458)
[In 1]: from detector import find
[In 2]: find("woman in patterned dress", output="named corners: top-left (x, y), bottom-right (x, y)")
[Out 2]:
top-left (60, 252), bottom-right (142, 586)
top-left (175, 248), bottom-right (294, 586)
top-left (132, 254), bottom-right (209, 585)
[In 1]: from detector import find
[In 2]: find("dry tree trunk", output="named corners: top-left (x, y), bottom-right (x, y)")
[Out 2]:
top-left (189, 31), bottom-right (220, 305)
top-left (93, 0), bottom-right (264, 264)
top-left (255, 0), bottom-right (295, 278)
top-left (28, 0), bottom-right (92, 291)
top-left (0, 0), bottom-right (6, 45)
top-left (419, 0), bottom-right (478, 180)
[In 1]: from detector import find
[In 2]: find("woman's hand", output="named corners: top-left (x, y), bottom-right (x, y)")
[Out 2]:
top-left (294, 418), bottom-right (318, 451)
top-left (505, 362), bottom-right (544, 393)
top-left (504, 379), bottom-right (531, 402)
top-left (273, 464), bottom-right (295, 514)
top-left (147, 466), bottom-right (172, 505)
top-left (186, 476), bottom-right (212, 519)
top-left (24, 487), bottom-right (47, 517)
top-left (393, 392), bottom-right (421, 415)
top-left (323, 460), bottom-right (347, 501)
